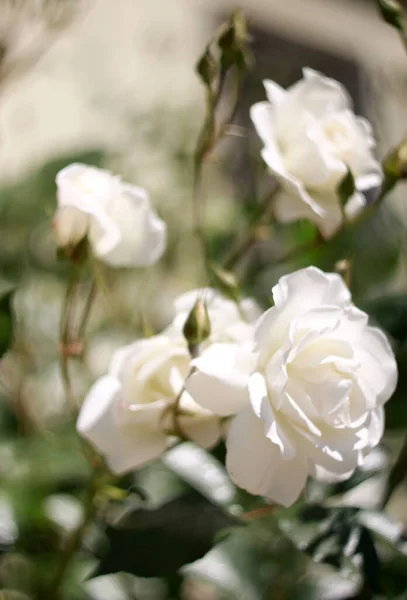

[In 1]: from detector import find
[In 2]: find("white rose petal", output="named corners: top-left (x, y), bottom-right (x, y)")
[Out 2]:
top-left (77, 375), bottom-right (168, 473)
top-left (54, 163), bottom-right (167, 267)
top-left (205, 267), bottom-right (397, 505)
top-left (77, 334), bottom-right (222, 474)
top-left (77, 288), bottom-right (258, 473)
top-left (186, 343), bottom-right (254, 416)
top-left (226, 406), bottom-right (308, 506)
top-left (251, 68), bottom-right (383, 238)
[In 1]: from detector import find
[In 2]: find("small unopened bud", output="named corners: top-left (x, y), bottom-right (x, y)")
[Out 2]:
top-left (183, 298), bottom-right (211, 347)
top-left (209, 262), bottom-right (240, 303)
top-left (334, 259), bottom-right (352, 288)
top-left (382, 138), bottom-right (407, 195)
top-left (53, 206), bottom-right (88, 248)
top-left (377, 0), bottom-right (404, 31)
top-left (53, 207), bottom-right (89, 263)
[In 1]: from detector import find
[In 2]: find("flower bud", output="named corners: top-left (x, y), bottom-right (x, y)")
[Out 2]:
top-left (377, 0), bottom-right (404, 31)
top-left (382, 138), bottom-right (407, 195)
top-left (53, 206), bottom-right (88, 249)
top-left (183, 298), bottom-right (211, 347)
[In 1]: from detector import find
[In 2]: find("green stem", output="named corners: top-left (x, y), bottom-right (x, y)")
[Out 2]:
top-left (76, 280), bottom-right (97, 341)
top-left (45, 474), bottom-right (99, 600)
top-left (171, 367), bottom-right (195, 440)
top-left (193, 67), bottom-right (244, 283)
top-left (59, 269), bottom-right (81, 413)
top-left (222, 186), bottom-right (279, 270)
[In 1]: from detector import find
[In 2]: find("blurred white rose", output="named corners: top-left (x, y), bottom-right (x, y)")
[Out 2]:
top-left (53, 163), bottom-right (167, 267)
top-left (77, 288), bottom-right (259, 473)
top-left (189, 267), bottom-right (397, 506)
top-left (251, 68), bottom-right (383, 238)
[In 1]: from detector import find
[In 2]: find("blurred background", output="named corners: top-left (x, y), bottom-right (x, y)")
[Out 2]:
top-left (1, 0), bottom-right (407, 598)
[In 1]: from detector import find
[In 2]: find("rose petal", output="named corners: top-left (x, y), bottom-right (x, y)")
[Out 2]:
top-left (186, 343), bottom-right (253, 416)
top-left (226, 406), bottom-right (308, 506)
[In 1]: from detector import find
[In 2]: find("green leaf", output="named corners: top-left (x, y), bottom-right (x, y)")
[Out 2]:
top-left (94, 490), bottom-right (241, 578)
top-left (356, 527), bottom-right (381, 594)
top-left (0, 282), bottom-right (14, 359)
top-left (377, 0), bottom-right (404, 31)
top-left (279, 505), bottom-right (363, 576)
top-left (196, 47), bottom-right (218, 89)
top-left (218, 10), bottom-right (252, 72)
top-left (364, 294), bottom-right (407, 343)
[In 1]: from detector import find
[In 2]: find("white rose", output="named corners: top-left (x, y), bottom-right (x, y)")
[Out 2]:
top-left (251, 68), bottom-right (383, 238)
top-left (53, 163), bottom-right (166, 267)
top-left (188, 267), bottom-right (397, 507)
top-left (77, 289), bottom-right (258, 473)
top-left (77, 334), bottom-right (221, 474)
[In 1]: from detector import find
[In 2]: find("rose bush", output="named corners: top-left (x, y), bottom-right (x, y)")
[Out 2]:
top-left (251, 68), bottom-right (383, 237)
top-left (53, 163), bottom-right (167, 267)
top-left (77, 288), bottom-right (259, 473)
top-left (189, 267), bottom-right (397, 506)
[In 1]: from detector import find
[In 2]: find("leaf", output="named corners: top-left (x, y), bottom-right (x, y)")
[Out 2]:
top-left (383, 346), bottom-right (407, 428)
top-left (337, 167), bottom-right (356, 207)
top-left (0, 282), bottom-right (14, 359)
top-left (279, 505), bottom-right (362, 575)
top-left (196, 47), bottom-right (218, 89)
top-left (364, 294), bottom-right (407, 343)
top-left (94, 490), bottom-right (241, 578)
top-left (377, 0), bottom-right (404, 31)
top-left (218, 10), bottom-right (252, 72)
top-left (163, 442), bottom-right (237, 507)
top-left (362, 295), bottom-right (407, 427)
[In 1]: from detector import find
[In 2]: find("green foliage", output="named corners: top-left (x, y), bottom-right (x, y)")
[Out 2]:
top-left (377, 0), bottom-right (404, 31)
top-left (0, 283), bottom-right (14, 359)
top-left (337, 168), bottom-right (356, 207)
top-left (363, 295), bottom-right (407, 428)
top-left (94, 490), bottom-right (240, 578)
top-left (278, 503), bottom-right (407, 597)
top-left (218, 10), bottom-right (253, 72)
top-left (196, 47), bottom-right (218, 89)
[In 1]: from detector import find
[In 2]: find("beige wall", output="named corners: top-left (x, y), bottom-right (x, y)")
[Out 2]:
top-left (0, 0), bottom-right (406, 183)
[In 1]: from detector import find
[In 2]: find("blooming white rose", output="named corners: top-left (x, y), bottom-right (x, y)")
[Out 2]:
top-left (189, 267), bottom-right (397, 506)
top-left (77, 288), bottom-right (259, 473)
top-left (251, 68), bottom-right (383, 238)
top-left (53, 163), bottom-right (166, 267)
